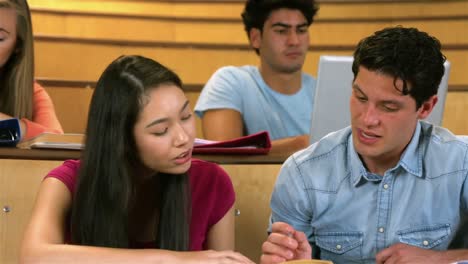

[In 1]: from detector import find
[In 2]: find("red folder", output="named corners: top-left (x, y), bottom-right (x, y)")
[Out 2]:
top-left (193, 131), bottom-right (271, 155)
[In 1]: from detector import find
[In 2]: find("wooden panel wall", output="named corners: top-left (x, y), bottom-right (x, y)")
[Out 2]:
top-left (44, 86), bottom-right (94, 133)
top-left (0, 160), bottom-right (63, 264)
top-left (34, 39), bottom-right (468, 87)
top-left (30, 0), bottom-right (468, 134)
top-left (29, 3), bottom-right (468, 86)
top-left (27, 0), bottom-right (468, 20)
top-left (30, 12), bottom-right (468, 47)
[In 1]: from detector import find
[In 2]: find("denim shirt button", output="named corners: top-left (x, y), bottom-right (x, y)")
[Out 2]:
top-left (423, 240), bottom-right (429, 246)
top-left (383, 184), bottom-right (389, 189)
top-left (336, 244), bottom-right (342, 250)
top-left (379, 227), bottom-right (385, 233)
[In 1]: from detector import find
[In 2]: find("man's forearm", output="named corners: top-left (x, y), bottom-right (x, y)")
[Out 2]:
top-left (269, 134), bottom-right (309, 155)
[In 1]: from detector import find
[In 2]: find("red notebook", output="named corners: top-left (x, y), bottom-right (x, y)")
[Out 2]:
top-left (193, 131), bottom-right (271, 155)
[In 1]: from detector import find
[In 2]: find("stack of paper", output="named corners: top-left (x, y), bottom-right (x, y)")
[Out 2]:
top-left (17, 133), bottom-right (84, 150)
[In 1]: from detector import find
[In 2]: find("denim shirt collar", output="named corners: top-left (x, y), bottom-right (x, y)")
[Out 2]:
top-left (349, 122), bottom-right (424, 186)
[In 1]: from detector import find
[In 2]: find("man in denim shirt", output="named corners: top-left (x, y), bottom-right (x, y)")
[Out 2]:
top-left (261, 26), bottom-right (468, 264)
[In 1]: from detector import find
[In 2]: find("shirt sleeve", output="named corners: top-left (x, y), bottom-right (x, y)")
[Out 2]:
top-left (22, 82), bottom-right (64, 140)
top-left (44, 159), bottom-right (80, 194)
top-left (207, 163), bottom-right (235, 226)
top-left (194, 66), bottom-right (244, 118)
top-left (269, 155), bottom-right (314, 240)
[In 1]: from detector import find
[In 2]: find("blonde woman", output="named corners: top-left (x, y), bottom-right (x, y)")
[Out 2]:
top-left (0, 0), bottom-right (63, 140)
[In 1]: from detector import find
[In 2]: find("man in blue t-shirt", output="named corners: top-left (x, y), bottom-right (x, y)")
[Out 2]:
top-left (261, 26), bottom-right (468, 264)
top-left (195, 0), bottom-right (319, 154)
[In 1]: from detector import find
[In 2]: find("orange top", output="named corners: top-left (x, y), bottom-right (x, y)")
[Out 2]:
top-left (21, 82), bottom-right (63, 140)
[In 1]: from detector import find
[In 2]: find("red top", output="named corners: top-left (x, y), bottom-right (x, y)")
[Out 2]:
top-left (22, 82), bottom-right (63, 140)
top-left (45, 158), bottom-right (235, 250)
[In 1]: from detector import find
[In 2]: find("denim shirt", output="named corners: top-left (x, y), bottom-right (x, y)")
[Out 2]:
top-left (270, 121), bottom-right (468, 264)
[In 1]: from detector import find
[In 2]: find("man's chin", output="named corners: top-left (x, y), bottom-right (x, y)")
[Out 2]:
top-left (354, 140), bottom-right (381, 158)
top-left (278, 64), bottom-right (303, 74)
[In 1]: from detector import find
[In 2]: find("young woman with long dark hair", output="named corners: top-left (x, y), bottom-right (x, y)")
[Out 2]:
top-left (20, 55), bottom-right (253, 263)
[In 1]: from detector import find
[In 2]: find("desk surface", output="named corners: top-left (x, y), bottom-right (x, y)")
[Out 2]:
top-left (0, 147), bottom-right (290, 164)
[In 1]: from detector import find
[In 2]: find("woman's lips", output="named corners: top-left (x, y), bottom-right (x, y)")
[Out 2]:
top-left (174, 150), bottom-right (192, 165)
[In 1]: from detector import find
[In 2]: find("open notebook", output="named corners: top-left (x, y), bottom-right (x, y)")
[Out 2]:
top-left (309, 55), bottom-right (451, 144)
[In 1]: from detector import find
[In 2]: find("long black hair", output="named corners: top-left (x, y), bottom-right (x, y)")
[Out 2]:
top-left (71, 55), bottom-right (190, 250)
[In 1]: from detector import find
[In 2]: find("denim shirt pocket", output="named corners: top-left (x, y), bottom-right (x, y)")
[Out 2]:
top-left (315, 231), bottom-right (363, 260)
top-left (397, 224), bottom-right (451, 249)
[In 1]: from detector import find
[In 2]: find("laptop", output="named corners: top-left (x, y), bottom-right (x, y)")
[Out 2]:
top-left (309, 55), bottom-right (451, 144)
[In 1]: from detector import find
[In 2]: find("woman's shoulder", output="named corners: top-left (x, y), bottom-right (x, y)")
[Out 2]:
top-left (190, 158), bottom-right (219, 168)
top-left (189, 159), bottom-right (232, 187)
top-left (46, 159), bottom-right (81, 193)
top-left (189, 159), bottom-right (225, 176)
top-left (32, 81), bottom-right (53, 100)
top-left (50, 159), bottom-right (81, 173)
top-left (33, 82), bottom-right (45, 92)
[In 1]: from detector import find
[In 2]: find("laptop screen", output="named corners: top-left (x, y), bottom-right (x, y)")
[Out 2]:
top-left (309, 55), bottom-right (451, 144)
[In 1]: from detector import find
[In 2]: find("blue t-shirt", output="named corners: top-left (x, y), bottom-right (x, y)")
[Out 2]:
top-left (194, 66), bottom-right (316, 140)
top-left (269, 121), bottom-right (468, 263)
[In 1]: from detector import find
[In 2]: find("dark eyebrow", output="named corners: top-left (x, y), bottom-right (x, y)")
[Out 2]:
top-left (381, 99), bottom-right (403, 107)
top-left (145, 100), bottom-right (190, 128)
top-left (353, 84), bottom-right (403, 106)
top-left (352, 83), bottom-right (364, 94)
top-left (271, 22), bottom-right (308, 28)
top-left (180, 100), bottom-right (190, 114)
top-left (272, 22), bottom-right (291, 28)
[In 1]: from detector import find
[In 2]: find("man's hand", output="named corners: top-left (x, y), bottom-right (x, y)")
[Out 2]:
top-left (376, 243), bottom-right (446, 264)
top-left (260, 222), bottom-right (311, 264)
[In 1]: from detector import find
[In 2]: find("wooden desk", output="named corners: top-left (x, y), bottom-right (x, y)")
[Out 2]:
top-left (0, 148), bottom-right (288, 263)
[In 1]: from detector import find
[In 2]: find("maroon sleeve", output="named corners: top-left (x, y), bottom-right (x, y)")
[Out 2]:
top-left (206, 163), bottom-right (235, 226)
top-left (188, 159), bottom-right (235, 250)
top-left (44, 159), bottom-right (80, 194)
